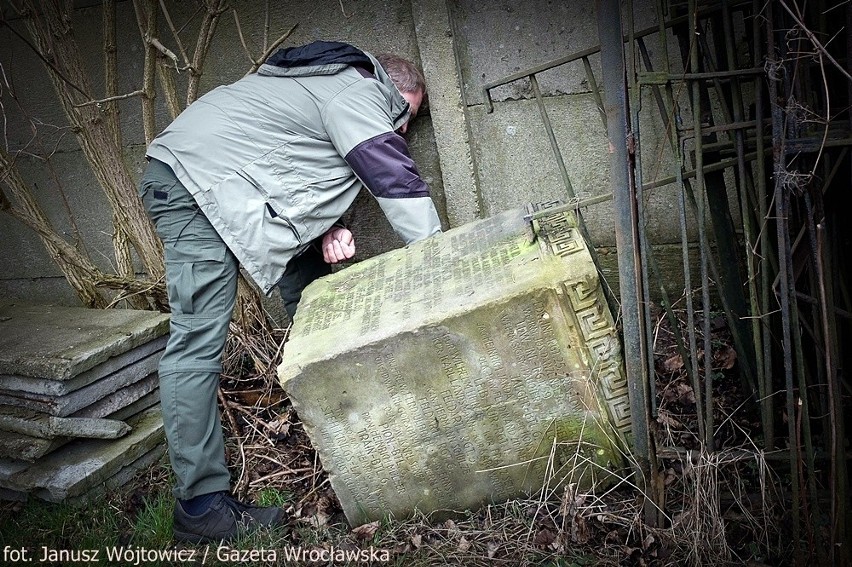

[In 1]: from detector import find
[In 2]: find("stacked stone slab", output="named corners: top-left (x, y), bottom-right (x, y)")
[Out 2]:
top-left (0, 303), bottom-right (168, 501)
top-left (279, 202), bottom-right (632, 525)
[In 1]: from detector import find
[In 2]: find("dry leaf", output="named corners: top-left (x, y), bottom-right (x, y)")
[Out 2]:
top-left (664, 382), bottom-right (694, 405)
top-left (266, 414), bottom-right (291, 436)
top-left (486, 541), bottom-right (500, 559)
top-left (663, 354), bottom-right (684, 373)
top-left (572, 516), bottom-right (589, 544)
top-left (305, 496), bottom-right (331, 527)
top-left (410, 534), bottom-right (422, 549)
top-left (534, 528), bottom-right (556, 547)
top-left (715, 345), bottom-right (737, 370)
top-left (352, 521), bottom-right (380, 540)
top-left (457, 536), bottom-right (471, 552)
top-left (307, 509), bottom-right (330, 527)
top-left (676, 382), bottom-right (696, 405)
top-left (657, 410), bottom-right (683, 429)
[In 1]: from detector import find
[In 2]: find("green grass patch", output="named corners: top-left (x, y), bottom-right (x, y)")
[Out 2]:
top-left (130, 490), bottom-right (174, 548)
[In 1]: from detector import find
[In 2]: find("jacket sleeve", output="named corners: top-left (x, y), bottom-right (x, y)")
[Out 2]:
top-left (322, 80), bottom-right (442, 244)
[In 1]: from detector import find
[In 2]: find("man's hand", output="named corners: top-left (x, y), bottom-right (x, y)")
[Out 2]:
top-left (321, 227), bottom-right (355, 264)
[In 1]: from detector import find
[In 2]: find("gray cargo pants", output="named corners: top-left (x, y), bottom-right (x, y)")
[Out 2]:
top-left (140, 158), bottom-right (236, 500)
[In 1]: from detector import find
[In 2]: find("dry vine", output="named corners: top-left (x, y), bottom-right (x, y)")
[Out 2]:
top-left (0, 1), bottom-right (289, 324)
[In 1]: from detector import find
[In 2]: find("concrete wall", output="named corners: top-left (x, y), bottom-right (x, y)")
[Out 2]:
top-left (0, 0), bottom-right (730, 311)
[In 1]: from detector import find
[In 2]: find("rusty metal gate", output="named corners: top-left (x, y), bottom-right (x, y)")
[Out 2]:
top-left (482, 0), bottom-right (849, 563)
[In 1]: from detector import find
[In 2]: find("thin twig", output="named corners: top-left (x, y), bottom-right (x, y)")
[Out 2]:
top-left (232, 9), bottom-right (255, 66)
top-left (157, 0), bottom-right (191, 67)
top-left (246, 23), bottom-right (298, 76)
top-left (777, 0), bottom-right (852, 82)
top-left (148, 37), bottom-right (180, 68)
top-left (73, 90), bottom-right (144, 108)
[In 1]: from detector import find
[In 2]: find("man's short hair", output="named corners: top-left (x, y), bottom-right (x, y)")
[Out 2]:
top-left (376, 53), bottom-right (426, 97)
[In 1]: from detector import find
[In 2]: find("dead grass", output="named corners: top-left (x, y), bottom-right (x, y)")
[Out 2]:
top-left (204, 306), bottom-right (785, 566)
top-left (0, 305), bottom-right (790, 565)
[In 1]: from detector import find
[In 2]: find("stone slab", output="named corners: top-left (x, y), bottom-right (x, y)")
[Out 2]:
top-left (0, 335), bottom-right (166, 398)
top-left (70, 372), bottom-right (159, 419)
top-left (64, 444), bottom-right (167, 505)
top-left (0, 406), bottom-right (165, 502)
top-left (0, 352), bottom-right (161, 416)
top-left (0, 386), bottom-right (160, 462)
top-left (0, 406), bottom-right (130, 439)
top-left (279, 203), bottom-right (631, 525)
top-left (0, 303), bottom-right (169, 383)
top-left (0, 429), bottom-right (63, 462)
top-left (102, 388), bottom-right (160, 422)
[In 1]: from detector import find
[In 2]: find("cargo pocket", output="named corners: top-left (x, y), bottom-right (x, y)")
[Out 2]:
top-left (165, 238), bottom-right (234, 317)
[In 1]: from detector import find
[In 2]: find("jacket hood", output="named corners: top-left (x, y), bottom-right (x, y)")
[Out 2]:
top-left (259, 40), bottom-right (373, 77)
top-left (258, 41), bottom-right (411, 131)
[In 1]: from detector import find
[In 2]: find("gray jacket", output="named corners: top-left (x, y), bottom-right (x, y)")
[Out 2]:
top-left (146, 42), bottom-right (442, 294)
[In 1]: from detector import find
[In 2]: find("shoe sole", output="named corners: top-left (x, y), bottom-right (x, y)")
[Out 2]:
top-left (173, 528), bottom-right (232, 544)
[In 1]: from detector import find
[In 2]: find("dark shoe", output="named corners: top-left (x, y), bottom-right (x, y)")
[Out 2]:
top-left (173, 492), bottom-right (284, 543)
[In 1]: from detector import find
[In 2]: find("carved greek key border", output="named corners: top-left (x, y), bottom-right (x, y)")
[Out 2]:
top-left (563, 283), bottom-right (633, 436)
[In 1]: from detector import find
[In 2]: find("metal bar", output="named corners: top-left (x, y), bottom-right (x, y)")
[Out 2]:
top-left (634, 33), bottom-right (697, 429)
top-left (529, 74), bottom-right (575, 200)
top-left (636, 37), bottom-right (670, 134)
top-left (641, 147), bottom-right (771, 189)
top-left (530, 146), bottom-right (773, 215)
top-left (722, 0), bottom-right (765, 459)
top-left (816, 220), bottom-right (848, 567)
top-left (793, 217), bottom-right (823, 563)
top-left (626, 0), bottom-right (659, 424)
top-left (596, 0), bottom-right (654, 491)
top-left (723, 0), bottom-right (762, 410)
top-left (582, 55), bottom-right (607, 129)
top-left (482, 0), bottom-right (754, 100)
top-left (770, 147), bottom-right (849, 293)
top-left (656, 446), bottom-right (852, 462)
top-left (797, 194), bottom-right (826, 564)
top-left (675, 67), bottom-right (765, 80)
top-left (483, 44), bottom-right (601, 99)
top-left (530, 71), bottom-right (619, 316)
top-left (643, 0), bottom-right (706, 442)
top-left (784, 136), bottom-right (852, 153)
top-left (677, 118), bottom-right (765, 135)
top-left (766, 1), bottom-right (802, 557)
top-left (445, 0), bottom-right (487, 219)
top-left (794, 291), bottom-right (852, 320)
top-left (752, 0), bottom-right (774, 451)
top-left (693, 7), bottom-right (758, 397)
top-left (687, 0), bottom-right (715, 452)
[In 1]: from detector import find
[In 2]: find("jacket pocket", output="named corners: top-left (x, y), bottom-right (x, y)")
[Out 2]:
top-left (202, 159), bottom-right (303, 273)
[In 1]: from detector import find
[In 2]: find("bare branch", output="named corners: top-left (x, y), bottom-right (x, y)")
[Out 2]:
top-left (0, 19), bottom-right (90, 101)
top-left (187, 0), bottom-right (229, 104)
top-left (131, 0), bottom-right (158, 143)
top-left (246, 23), bottom-right (298, 76)
top-left (156, 60), bottom-right (182, 120)
top-left (0, 185), bottom-right (10, 211)
top-left (338, 0), bottom-right (352, 19)
top-left (19, 0), bottom-right (164, 280)
top-left (73, 90), bottom-right (144, 108)
top-left (778, 0), bottom-right (852, 83)
top-left (149, 36), bottom-right (180, 68)
top-left (102, 0), bottom-right (121, 146)
top-left (1, 148), bottom-right (108, 308)
top-left (232, 9), bottom-right (256, 66)
top-left (263, 0), bottom-right (270, 51)
top-left (157, 0), bottom-right (192, 67)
